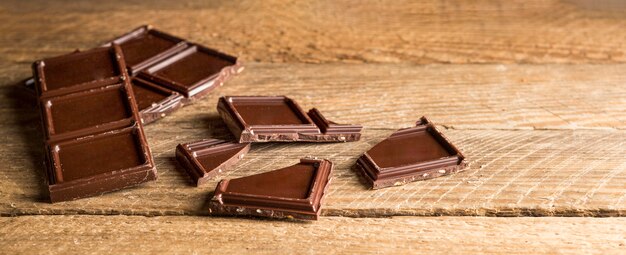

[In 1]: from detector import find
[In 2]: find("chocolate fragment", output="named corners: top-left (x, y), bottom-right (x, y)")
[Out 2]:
top-left (217, 96), bottom-right (362, 143)
top-left (175, 139), bottom-right (250, 186)
top-left (356, 116), bottom-right (467, 189)
top-left (208, 158), bottom-right (333, 220)
top-left (33, 45), bottom-right (156, 202)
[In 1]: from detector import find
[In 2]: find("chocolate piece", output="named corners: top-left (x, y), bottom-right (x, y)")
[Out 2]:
top-left (356, 116), bottom-right (467, 189)
top-left (137, 44), bottom-right (242, 98)
top-left (45, 125), bottom-right (155, 202)
top-left (175, 139), bottom-right (250, 186)
top-left (32, 45), bottom-right (156, 202)
top-left (131, 77), bottom-right (184, 124)
top-left (208, 158), bottom-right (333, 220)
top-left (217, 96), bottom-right (362, 143)
top-left (103, 25), bottom-right (187, 75)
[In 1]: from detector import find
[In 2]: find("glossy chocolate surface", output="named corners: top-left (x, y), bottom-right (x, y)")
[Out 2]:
top-left (131, 77), bottom-right (184, 124)
top-left (41, 84), bottom-right (134, 140)
top-left (356, 116), bottom-right (467, 189)
top-left (366, 128), bottom-right (451, 168)
top-left (106, 25), bottom-right (187, 74)
top-left (176, 139), bottom-right (250, 186)
top-left (50, 127), bottom-right (147, 183)
top-left (36, 47), bottom-right (122, 95)
top-left (208, 158), bottom-right (333, 220)
top-left (217, 96), bottom-right (362, 143)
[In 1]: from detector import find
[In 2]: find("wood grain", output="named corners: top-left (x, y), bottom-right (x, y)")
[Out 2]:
top-left (1, 215), bottom-right (625, 254)
top-left (0, 0), bottom-right (625, 65)
top-left (2, 63), bottom-right (626, 217)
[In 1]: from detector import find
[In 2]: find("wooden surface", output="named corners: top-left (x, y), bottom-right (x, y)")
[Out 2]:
top-left (1, 0), bottom-right (626, 254)
top-left (1, 216), bottom-right (625, 254)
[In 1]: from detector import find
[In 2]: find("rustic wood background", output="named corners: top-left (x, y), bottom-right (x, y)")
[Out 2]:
top-left (1, 0), bottom-right (625, 254)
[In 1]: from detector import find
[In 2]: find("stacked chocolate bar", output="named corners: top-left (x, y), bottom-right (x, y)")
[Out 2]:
top-left (31, 26), bottom-right (242, 202)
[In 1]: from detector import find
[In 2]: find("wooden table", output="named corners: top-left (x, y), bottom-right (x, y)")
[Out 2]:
top-left (1, 0), bottom-right (625, 253)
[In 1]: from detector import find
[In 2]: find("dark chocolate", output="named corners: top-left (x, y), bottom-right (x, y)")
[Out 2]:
top-left (217, 96), bottom-right (362, 143)
top-left (175, 139), bottom-right (250, 186)
top-left (208, 158), bottom-right (333, 220)
top-left (356, 116), bottom-right (467, 189)
top-left (32, 45), bottom-right (156, 202)
top-left (137, 44), bottom-right (243, 98)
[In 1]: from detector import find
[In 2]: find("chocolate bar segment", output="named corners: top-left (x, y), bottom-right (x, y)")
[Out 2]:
top-left (217, 96), bottom-right (362, 143)
top-left (138, 45), bottom-right (242, 98)
top-left (32, 45), bottom-right (156, 202)
top-left (356, 116), bottom-right (467, 189)
top-left (45, 125), bottom-right (155, 202)
top-left (175, 139), bottom-right (250, 186)
top-left (208, 158), bottom-right (333, 220)
top-left (33, 47), bottom-right (123, 97)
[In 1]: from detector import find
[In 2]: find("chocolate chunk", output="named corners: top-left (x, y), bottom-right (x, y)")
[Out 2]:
top-left (217, 96), bottom-right (362, 142)
top-left (175, 139), bottom-right (250, 186)
top-left (208, 158), bottom-right (333, 220)
top-left (32, 45), bottom-right (156, 202)
top-left (356, 116), bottom-right (467, 189)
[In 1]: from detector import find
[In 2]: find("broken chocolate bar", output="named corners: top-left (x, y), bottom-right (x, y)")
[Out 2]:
top-left (208, 158), bottom-right (333, 220)
top-left (33, 45), bottom-right (156, 202)
top-left (23, 25), bottom-right (242, 124)
top-left (175, 139), bottom-right (250, 186)
top-left (217, 96), bottom-right (362, 143)
top-left (356, 116), bottom-right (467, 189)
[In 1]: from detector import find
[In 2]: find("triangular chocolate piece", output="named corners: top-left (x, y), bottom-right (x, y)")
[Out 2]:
top-left (208, 158), bottom-right (333, 220)
top-left (356, 116), bottom-right (467, 189)
top-left (176, 139), bottom-right (250, 186)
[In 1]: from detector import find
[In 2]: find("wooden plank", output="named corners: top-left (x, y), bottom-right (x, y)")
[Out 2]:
top-left (0, 0), bottom-right (626, 65)
top-left (1, 215), bottom-right (625, 254)
top-left (1, 125), bottom-right (625, 216)
top-left (1, 63), bottom-right (625, 217)
top-left (3, 63), bottom-right (626, 130)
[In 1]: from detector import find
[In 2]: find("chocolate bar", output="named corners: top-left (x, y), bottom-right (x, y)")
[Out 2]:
top-left (33, 45), bottom-right (156, 202)
top-left (175, 139), bottom-right (250, 186)
top-left (217, 96), bottom-right (362, 142)
top-left (23, 25), bottom-right (242, 124)
top-left (208, 158), bottom-right (333, 220)
top-left (356, 116), bottom-right (467, 189)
